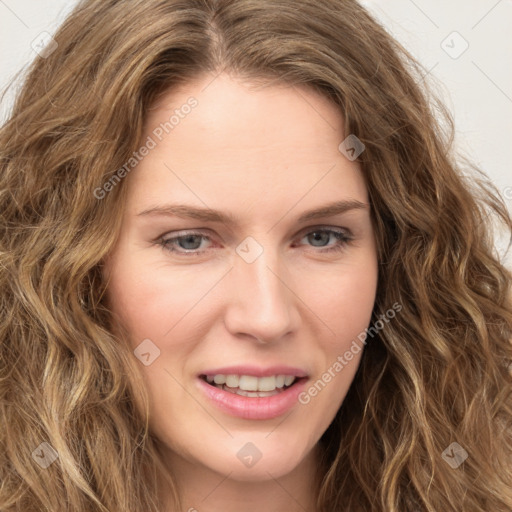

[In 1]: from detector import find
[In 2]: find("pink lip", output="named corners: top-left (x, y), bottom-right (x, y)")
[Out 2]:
top-left (197, 376), bottom-right (309, 420)
top-left (198, 365), bottom-right (309, 378)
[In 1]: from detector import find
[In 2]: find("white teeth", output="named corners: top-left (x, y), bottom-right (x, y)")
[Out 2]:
top-left (255, 376), bottom-right (276, 392)
top-left (233, 388), bottom-right (280, 398)
top-left (284, 375), bottom-right (295, 386)
top-left (204, 373), bottom-right (298, 392)
top-left (225, 374), bottom-right (239, 388)
top-left (213, 374), bottom-right (226, 384)
top-left (239, 375), bottom-right (258, 391)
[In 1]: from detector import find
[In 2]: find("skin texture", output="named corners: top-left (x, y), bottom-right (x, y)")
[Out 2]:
top-left (103, 73), bottom-right (379, 512)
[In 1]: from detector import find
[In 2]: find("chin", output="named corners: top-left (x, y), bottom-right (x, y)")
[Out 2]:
top-left (204, 433), bottom-right (313, 481)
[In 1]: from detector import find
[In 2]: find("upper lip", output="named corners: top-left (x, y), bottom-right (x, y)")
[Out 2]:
top-left (199, 365), bottom-right (309, 378)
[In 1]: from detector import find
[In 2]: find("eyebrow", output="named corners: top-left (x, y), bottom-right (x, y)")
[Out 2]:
top-left (137, 199), bottom-right (369, 224)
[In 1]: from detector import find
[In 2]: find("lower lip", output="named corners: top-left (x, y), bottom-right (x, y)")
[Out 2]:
top-left (196, 377), bottom-right (308, 420)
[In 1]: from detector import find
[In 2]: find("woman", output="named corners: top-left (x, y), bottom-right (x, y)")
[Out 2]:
top-left (1, 0), bottom-right (511, 511)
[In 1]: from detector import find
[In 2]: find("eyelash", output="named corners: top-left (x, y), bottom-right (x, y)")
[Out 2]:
top-left (156, 227), bottom-right (353, 256)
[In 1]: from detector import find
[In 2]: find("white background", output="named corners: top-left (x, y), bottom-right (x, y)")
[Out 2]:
top-left (1, 0), bottom-right (511, 265)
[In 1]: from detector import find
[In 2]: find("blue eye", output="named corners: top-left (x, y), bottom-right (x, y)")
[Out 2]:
top-left (164, 233), bottom-right (208, 252)
top-left (298, 229), bottom-right (352, 252)
top-left (157, 227), bottom-right (352, 256)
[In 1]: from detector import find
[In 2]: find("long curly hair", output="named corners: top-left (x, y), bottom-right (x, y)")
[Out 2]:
top-left (1, 0), bottom-right (511, 510)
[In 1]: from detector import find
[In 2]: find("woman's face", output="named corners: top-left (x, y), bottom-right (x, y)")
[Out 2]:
top-left (103, 73), bottom-right (378, 482)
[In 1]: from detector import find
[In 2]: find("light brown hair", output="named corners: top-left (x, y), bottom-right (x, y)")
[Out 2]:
top-left (1, 0), bottom-right (511, 510)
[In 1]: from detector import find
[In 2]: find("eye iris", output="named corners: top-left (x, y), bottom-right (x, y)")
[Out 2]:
top-left (179, 235), bottom-right (203, 250)
top-left (308, 231), bottom-right (330, 247)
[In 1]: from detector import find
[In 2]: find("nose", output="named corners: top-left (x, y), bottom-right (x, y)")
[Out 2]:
top-left (223, 242), bottom-right (299, 344)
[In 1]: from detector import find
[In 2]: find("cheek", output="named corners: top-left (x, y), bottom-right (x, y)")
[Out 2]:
top-left (105, 251), bottom-right (220, 344)
top-left (308, 258), bottom-right (378, 340)
top-left (106, 241), bottom-right (378, 355)
top-left (300, 257), bottom-right (377, 400)
top-left (295, 269), bottom-right (376, 433)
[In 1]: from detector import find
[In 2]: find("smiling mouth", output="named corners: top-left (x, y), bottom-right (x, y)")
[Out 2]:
top-left (199, 374), bottom-right (306, 398)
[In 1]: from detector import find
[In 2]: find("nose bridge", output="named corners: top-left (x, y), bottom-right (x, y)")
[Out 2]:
top-left (226, 237), bottom-right (296, 342)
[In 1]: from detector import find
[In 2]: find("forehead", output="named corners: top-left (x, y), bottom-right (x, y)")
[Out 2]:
top-left (144, 73), bottom-right (344, 152)
top-left (125, 73), bottom-right (368, 213)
